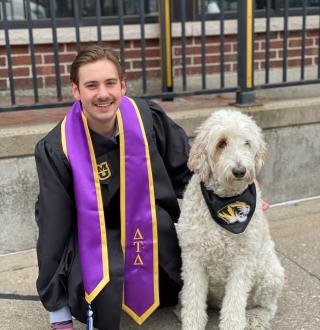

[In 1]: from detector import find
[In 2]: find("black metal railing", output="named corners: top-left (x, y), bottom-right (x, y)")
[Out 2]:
top-left (0, 0), bottom-right (319, 112)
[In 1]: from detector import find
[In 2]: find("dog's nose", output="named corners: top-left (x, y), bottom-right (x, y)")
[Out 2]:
top-left (232, 166), bottom-right (246, 179)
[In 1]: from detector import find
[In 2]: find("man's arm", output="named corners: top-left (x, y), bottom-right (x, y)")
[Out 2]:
top-left (35, 135), bottom-right (75, 322)
top-left (149, 101), bottom-right (192, 199)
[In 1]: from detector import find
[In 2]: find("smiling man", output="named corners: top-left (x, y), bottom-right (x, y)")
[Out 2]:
top-left (34, 45), bottom-right (192, 330)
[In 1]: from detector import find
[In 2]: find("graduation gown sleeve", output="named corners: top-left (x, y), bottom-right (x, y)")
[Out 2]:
top-left (34, 132), bottom-right (76, 312)
top-left (149, 100), bottom-right (192, 199)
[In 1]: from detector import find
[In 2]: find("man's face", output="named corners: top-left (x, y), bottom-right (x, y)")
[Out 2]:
top-left (71, 59), bottom-right (126, 128)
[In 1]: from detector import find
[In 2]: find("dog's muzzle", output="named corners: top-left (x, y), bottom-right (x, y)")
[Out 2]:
top-left (232, 166), bottom-right (246, 179)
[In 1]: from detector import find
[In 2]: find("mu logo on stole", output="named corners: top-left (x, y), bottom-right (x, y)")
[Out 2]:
top-left (97, 161), bottom-right (111, 181)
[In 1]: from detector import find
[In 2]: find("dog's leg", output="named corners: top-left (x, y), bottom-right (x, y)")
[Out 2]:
top-left (246, 253), bottom-right (284, 330)
top-left (219, 260), bottom-right (252, 330)
top-left (180, 252), bottom-right (209, 330)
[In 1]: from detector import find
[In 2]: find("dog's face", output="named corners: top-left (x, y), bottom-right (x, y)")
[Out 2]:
top-left (188, 110), bottom-right (266, 195)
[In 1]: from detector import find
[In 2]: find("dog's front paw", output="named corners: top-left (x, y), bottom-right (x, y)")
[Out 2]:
top-left (245, 308), bottom-right (271, 330)
top-left (181, 308), bottom-right (208, 330)
top-left (219, 316), bottom-right (246, 330)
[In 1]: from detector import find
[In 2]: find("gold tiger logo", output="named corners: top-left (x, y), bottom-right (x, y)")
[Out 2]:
top-left (217, 202), bottom-right (250, 224)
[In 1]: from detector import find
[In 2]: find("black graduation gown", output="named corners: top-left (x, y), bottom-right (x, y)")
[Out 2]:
top-left (34, 98), bottom-right (191, 330)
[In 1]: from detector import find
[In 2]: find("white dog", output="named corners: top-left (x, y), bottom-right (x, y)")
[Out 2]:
top-left (176, 110), bottom-right (284, 330)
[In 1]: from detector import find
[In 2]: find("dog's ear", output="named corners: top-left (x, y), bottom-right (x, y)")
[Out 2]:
top-left (188, 140), bottom-right (211, 182)
top-left (255, 140), bottom-right (267, 173)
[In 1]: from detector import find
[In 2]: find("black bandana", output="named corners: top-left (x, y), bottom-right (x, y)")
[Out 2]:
top-left (200, 182), bottom-right (256, 234)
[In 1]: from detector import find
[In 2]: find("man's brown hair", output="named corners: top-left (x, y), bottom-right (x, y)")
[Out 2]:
top-left (70, 45), bottom-right (125, 86)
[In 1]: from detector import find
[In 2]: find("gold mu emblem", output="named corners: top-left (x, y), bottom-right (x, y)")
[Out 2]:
top-left (97, 161), bottom-right (111, 181)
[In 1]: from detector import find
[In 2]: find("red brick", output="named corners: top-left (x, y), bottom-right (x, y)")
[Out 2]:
top-left (0, 79), bottom-right (7, 90)
top-left (263, 41), bottom-right (284, 49)
top-left (224, 54), bottom-right (238, 62)
top-left (126, 48), bottom-right (159, 59)
top-left (278, 48), bottom-right (319, 58)
top-left (289, 31), bottom-right (301, 38)
top-left (37, 65), bottom-right (65, 76)
top-left (11, 45), bottom-right (29, 55)
top-left (207, 44), bottom-right (232, 53)
top-left (66, 43), bottom-right (79, 52)
top-left (12, 55), bottom-right (42, 66)
top-left (14, 77), bottom-right (43, 89)
top-left (125, 49), bottom-right (144, 58)
top-left (305, 48), bottom-right (319, 56)
top-left (307, 30), bottom-right (320, 37)
top-left (288, 58), bottom-right (312, 67)
top-left (264, 60), bottom-right (283, 69)
top-left (255, 32), bottom-right (278, 40)
top-left (124, 61), bottom-right (131, 70)
top-left (126, 71), bottom-right (142, 80)
top-left (44, 75), bottom-right (70, 87)
top-left (289, 38), bottom-right (314, 48)
top-left (208, 35), bottom-right (223, 44)
top-left (0, 68), bottom-right (7, 78)
top-left (133, 59), bottom-right (161, 69)
top-left (254, 51), bottom-right (277, 60)
top-left (0, 47), bottom-right (6, 56)
top-left (172, 38), bottom-right (193, 46)
top-left (224, 35), bottom-right (237, 43)
top-left (0, 56), bottom-right (6, 66)
top-left (34, 44), bottom-right (64, 53)
top-left (44, 53), bottom-right (76, 64)
top-left (193, 35), bottom-right (221, 45)
top-left (172, 57), bottom-right (192, 66)
top-left (13, 67), bottom-right (30, 77)
top-left (133, 39), bottom-right (159, 48)
top-left (175, 46), bottom-right (203, 56)
top-left (193, 55), bottom-right (221, 65)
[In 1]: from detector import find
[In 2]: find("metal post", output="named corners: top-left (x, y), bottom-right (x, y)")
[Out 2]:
top-left (159, 0), bottom-right (173, 101)
top-left (236, 0), bottom-right (255, 106)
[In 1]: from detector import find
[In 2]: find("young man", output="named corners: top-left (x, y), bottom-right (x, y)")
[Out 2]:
top-left (35, 45), bottom-right (191, 330)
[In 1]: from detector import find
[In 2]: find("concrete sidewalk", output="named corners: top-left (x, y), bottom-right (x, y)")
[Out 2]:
top-left (1, 198), bottom-right (319, 330)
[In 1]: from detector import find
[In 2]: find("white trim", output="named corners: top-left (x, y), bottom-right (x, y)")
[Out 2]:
top-left (270, 195), bottom-right (320, 208)
top-left (0, 16), bottom-right (319, 46)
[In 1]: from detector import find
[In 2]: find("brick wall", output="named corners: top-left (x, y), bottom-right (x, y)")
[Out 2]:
top-left (0, 29), bottom-right (319, 91)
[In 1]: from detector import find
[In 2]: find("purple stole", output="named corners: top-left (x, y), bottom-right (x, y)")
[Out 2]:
top-left (61, 97), bottom-right (159, 324)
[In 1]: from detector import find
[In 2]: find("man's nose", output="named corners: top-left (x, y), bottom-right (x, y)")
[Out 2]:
top-left (97, 85), bottom-right (110, 99)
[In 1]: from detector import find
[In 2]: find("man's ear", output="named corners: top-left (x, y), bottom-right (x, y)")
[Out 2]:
top-left (71, 82), bottom-right (81, 101)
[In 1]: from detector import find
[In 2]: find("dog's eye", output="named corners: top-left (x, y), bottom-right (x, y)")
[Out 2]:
top-left (217, 139), bottom-right (227, 149)
top-left (245, 140), bottom-right (251, 147)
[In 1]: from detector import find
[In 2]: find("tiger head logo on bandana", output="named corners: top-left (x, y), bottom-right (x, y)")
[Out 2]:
top-left (217, 202), bottom-right (250, 224)
top-left (200, 182), bottom-right (256, 234)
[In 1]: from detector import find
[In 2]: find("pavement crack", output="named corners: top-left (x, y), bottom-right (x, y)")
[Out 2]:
top-left (0, 293), bottom-right (40, 301)
top-left (0, 265), bottom-right (36, 274)
top-left (277, 249), bottom-right (320, 282)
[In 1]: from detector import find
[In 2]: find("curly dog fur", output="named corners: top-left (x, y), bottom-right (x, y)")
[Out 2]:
top-left (176, 110), bottom-right (284, 330)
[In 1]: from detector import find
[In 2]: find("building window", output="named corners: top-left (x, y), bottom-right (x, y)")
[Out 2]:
top-left (1, 0), bottom-right (158, 21)
top-left (1, 0), bottom-right (319, 23)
